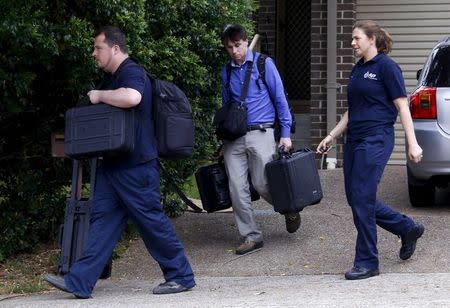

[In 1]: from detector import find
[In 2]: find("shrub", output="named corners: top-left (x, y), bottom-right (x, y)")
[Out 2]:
top-left (0, 0), bottom-right (256, 261)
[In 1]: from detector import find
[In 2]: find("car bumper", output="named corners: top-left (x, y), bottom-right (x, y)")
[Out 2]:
top-left (407, 120), bottom-right (450, 180)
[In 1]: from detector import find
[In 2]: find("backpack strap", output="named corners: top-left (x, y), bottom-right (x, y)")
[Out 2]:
top-left (256, 53), bottom-right (277, 107)
top-left (256, 53), bottom-right (269, 90)
top-left (255, 53), bottom-right (296, 137)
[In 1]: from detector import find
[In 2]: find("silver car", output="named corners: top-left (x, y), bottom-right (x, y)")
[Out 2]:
top-left (407, 37), bottom-right (450, 206)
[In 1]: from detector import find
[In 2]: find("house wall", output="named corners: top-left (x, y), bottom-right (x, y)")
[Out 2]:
top-left (257, 0), bottom-right (356, 166)
top-left (310, 0), bottom-right (355, 165)
top-left (256, 0), bottom-right (277, 57)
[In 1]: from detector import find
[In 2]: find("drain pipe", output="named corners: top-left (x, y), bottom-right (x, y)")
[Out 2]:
top-left (326, 0), bottom-right (339, 169)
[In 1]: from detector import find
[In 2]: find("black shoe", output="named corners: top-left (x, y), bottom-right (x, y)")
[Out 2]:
top-left (344, 267), bottom-right (379, 280)
top-left (399, 223), bottom-right (425, 260)
top-left (235, 240), bottom-right (263, 255)
top-left (284, 212), bottom-right (301, 233)
top-left (43, 274), bottom-right (90, 299)
top-left (152, 281), bottom-right (191, 295)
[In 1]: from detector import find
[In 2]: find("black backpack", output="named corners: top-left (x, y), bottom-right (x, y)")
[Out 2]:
top-left (123, 59), bottom-right (194, 159)
top-left (226, 53), bottom-right (296, 141)
top-left (148, 74), bottom-right (195, 159)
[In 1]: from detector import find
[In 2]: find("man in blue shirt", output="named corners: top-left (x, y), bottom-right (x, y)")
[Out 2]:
top-left (220, 24), bottom-right (299, 255)
top-left (44, 26), bottom-right (195, 297)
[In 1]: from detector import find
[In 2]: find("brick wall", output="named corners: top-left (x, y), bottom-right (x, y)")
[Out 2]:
top-left (256, 0), bottom-right (277, 57)
top-left (256, 0), bottom-right (356, 166)
top-left (310, 0), bottom-right (356, 165)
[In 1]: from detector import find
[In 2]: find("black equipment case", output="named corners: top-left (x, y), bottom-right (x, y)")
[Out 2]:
top-left (64, 104), bottom-right (135, 159)
top-left (265, 148), bottom-right (323, 214)
top-left (58, 158), bottom-right (111, 279)
top-left (195, 161), bottom-right (260, 213)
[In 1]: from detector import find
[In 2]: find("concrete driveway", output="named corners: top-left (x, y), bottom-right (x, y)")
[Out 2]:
top-left (2, 166), bottom-right (450, 307)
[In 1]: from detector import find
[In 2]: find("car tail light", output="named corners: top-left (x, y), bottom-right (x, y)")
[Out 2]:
top-left (409, 86), bottom-right (437, 119)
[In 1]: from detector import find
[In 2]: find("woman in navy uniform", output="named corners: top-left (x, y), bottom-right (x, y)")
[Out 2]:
top-left (317, 20), bottom-right (424, 280)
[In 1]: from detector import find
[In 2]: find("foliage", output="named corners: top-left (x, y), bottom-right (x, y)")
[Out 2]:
top-left (0, 0), bottom-right (256, 261)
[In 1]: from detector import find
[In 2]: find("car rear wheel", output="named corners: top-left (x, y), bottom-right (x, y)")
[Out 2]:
top-left (407, 166), bottom-right (435, 207)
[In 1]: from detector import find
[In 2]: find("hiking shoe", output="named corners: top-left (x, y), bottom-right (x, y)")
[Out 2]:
top-left (235, 239), bottom-right (263, 255)
top-left (284, 212), bottom-right (301, 233)
top-left (152, 281), bottom-right (191, 295)
top-left (399, 223), bottom-right (425, 260)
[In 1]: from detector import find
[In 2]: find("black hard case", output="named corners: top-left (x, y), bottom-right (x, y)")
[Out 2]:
top-left (58, 159), bottom-right (112, 279)
top-left (265, 148), bottom-right (323, 214)
top-left (64, 104), bottom-right (135, 159)
top-left (195, 162), bottom-right (260, 213)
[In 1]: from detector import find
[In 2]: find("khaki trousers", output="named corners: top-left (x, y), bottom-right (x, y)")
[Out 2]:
top-left (223, 128), bottom-right (276, 242)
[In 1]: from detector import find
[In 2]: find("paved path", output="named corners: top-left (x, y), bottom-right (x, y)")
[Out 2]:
top-left (2, 166), bottom-right (450, 307)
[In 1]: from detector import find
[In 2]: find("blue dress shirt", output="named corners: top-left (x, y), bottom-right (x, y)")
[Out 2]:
top-left (221, 50), bottom-right (292, 138)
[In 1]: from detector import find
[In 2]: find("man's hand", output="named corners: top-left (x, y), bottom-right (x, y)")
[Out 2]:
top-left (87, 90), bottom-right (101, 104)
top-left (278, 137), bottom-right (292, 152)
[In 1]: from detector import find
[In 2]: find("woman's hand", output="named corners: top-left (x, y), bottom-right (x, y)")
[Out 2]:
top-left (316, 135), bottom-right (333, 154)
top-left (409, 143), bottom-right (423, 163)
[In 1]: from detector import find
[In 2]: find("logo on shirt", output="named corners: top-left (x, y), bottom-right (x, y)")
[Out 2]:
top-left (364, 71), bottom-right (378, 80)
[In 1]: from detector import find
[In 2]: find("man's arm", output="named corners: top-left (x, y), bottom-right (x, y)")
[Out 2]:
top-left (87, 88), bottom-right (141, 108)
top-left (264, 58), bottom-right (291, 137)
top-left (264, 57), bottom-right (292, 150)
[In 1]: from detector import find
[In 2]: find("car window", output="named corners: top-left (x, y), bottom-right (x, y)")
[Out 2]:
top-left (422, 45), bottom-right (450, 87)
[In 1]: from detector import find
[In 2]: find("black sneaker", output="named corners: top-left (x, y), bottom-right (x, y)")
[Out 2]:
top-left (344, 267), bottom-right (379, 280)
top-left (152, 281), bottom-right (191, 295)
top-left (284, 212), bottom-right (301, 233)
top-left (43, 274), bottom-right (90, 299)
top-left (399, 223), bottom-right (425, 260)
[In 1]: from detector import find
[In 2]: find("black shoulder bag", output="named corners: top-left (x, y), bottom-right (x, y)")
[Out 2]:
top-left (213, 55), bottom-right (254, 141)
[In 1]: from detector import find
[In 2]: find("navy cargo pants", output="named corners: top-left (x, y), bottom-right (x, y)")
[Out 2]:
top-left (64, 159), bottom-right (195, 298)
top-left (343, 128), bottom-right (415, 270)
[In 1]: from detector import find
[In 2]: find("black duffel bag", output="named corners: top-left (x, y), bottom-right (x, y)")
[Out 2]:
top-left (214, 54), bottom-right (254, 141)
top-left (213, 101), bottom-right (247, 141)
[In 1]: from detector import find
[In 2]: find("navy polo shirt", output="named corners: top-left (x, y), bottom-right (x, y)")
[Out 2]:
top-left (347, 53), bottom-right (407, 140)
top-left (101, 58), bottom-right (158, 169)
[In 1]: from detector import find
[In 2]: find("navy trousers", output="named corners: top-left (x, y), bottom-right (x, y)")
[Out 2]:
top-left (64, 159), bottom-right (195, 298)
top-left (343, 128), bottom-right (415, 270)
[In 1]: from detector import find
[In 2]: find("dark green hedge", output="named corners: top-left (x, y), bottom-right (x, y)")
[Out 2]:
top-left (0, 0), bottom-right (256, 261)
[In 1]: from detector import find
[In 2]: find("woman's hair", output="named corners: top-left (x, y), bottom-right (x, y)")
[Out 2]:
top-left (353, 20), bottom-right (393, 54)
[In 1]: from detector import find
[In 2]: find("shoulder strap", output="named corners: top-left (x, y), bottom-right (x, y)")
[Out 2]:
top-left (239, 53), bottom-right (255, 103)
top-left (160, 164), bottom-right (203, 213)
top-left (225, 62), bottom-right (232, 98)
top-left (225, 53), bottom-right (255, 104)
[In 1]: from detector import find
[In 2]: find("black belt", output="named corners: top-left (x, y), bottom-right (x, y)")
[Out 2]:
top-left (247, 123), bottom-right (274, 132)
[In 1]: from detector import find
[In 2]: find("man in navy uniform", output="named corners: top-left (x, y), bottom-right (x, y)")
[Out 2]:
top-left (44, 26), bottom-right (195, 298)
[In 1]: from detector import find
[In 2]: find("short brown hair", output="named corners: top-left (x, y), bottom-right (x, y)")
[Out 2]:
top-left (221, 24), bottom-right (248, 45)
top-left (94, 25), bottom-right (128, 53)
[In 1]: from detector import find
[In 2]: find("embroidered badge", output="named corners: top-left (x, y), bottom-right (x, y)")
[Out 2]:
top-left (364, 71), bottom-right (378, 80)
